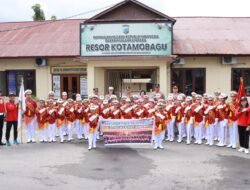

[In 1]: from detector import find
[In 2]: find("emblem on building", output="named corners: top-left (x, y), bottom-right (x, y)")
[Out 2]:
top-left (123, 25), bottom-right (129, 34)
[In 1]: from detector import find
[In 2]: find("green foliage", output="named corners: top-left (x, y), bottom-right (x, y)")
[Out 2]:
top-left (31, 4), bottom-right (45, 21)
top-left (51, 15), bottom-right (57, 20)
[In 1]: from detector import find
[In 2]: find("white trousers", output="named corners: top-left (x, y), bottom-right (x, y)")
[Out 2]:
top-left (88, 131), bottom-right (98, 148)
top-left (228, 121), bottom-right (238, 147)
top-left (194, 122), bottom-right (203, 144)
top-left (186, 122), bottom-right (193, 143)
top-left (218, 120), bottom-right (227, 145)
top-left (177, 122), bottom-right (184, 142)
top-left (39, 127), bottom-right (48, 141)
top-left (48, 123), bottom-right (56, 141)
top-left (67, 121), bottom-right (75, 140)
top-left (26, 119), bottom-right (36, 141)
top-left (83, 123), bottom-right (89, 139)
top-left (75, 119), bottom-right (83, 139)
top-left (167, 120), bottom-right (175, 140)
top-left (154, 131), bottom-right (165, 147)
top-left (214, 122), bottom-right (219, 140)
top-left (59, 124), bottom-right (65, 141)
top-left (207, 124), bottom-right (214, 145)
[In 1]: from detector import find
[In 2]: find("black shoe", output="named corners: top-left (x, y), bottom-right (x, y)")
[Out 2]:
top-left (0, 142), bottom-right (6, 146)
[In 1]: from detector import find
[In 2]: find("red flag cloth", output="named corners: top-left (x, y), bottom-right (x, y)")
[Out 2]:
top-left (236, 77), bottom-right (246, 105)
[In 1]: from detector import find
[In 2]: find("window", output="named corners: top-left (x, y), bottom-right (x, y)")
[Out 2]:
top-left (0, 71), bottom-right (6, 96)
top-left (232, 68), bottom-right (250, 96)
top-left (6, 70), bottom-right (36, 96)
top-left (171, 68), bottom-right (206, 95)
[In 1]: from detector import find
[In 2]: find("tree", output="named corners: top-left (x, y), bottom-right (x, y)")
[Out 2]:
top-left (31, 4), bottom-right (45, 21)
top-left (51, 15), bottom-right (57, 20)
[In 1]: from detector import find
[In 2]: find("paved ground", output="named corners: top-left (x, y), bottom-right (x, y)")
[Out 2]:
top-left (0, 128), bottom-right (250, 190)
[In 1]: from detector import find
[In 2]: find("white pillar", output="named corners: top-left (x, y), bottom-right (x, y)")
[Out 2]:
top-left (159, 62), bottom-right (167, 97)
top-left (87, 63), bottom-right (95, 96)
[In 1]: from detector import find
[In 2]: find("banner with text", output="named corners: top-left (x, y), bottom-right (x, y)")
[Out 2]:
top-left (102, 119), bottom-right (154, 145)
top-left (80, 23), bottom-right (172, 56)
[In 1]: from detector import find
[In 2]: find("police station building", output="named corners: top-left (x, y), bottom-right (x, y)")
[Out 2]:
top-left (0, 0), bottom-right (250, 99)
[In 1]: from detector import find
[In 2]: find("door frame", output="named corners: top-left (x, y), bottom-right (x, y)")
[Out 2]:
top-left (60, 74), bottom-right (80, 98)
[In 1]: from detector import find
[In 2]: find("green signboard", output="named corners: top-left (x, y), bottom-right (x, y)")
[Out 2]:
top-left (80, 23), bottom-right (172, 56)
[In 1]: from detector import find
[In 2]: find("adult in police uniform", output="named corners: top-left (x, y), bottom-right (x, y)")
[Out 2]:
top-left (5, 93), bottom-right (19, 146)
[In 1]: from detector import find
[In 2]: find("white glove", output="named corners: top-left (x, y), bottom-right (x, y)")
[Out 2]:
top-left (78, 108), bottom-right (82, 113)
top-left (49, 109), bottom-right (54, 115)
top-left (70, 107), bottom-right (74, 112)
top-left (39, 108), bottom-right (46, 114)
top-left (58, 107), bottom-right (64, 115)
top-left (63, 101), bottom-right (68, 107)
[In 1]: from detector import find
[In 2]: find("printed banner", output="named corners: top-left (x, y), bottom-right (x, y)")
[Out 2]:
top-left (102, 119), bottom-right (154, 145)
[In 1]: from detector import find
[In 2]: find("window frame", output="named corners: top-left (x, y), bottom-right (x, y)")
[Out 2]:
top-left (231, 68), bottom-right (250, 96)
top-left (171, 68), bottom-right (206, 95)
top-left (6, 69), bottom-right (36, 96)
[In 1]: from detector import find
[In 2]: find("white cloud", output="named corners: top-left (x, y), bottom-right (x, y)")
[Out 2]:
top-left (0, 0), bottom-right (250, 22)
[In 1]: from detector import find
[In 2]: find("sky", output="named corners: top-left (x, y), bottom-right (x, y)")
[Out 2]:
top-left (0, 0), bottom-right (250, 22)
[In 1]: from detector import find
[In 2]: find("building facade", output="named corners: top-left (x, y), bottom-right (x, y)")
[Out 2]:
top-left (0, 0), bottom-right (250, 99)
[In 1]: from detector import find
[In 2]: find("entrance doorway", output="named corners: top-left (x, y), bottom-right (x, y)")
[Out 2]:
top-left (61, 75), bottom-right (80, 99)
top-left (106, 69), bottom-right (157, 98)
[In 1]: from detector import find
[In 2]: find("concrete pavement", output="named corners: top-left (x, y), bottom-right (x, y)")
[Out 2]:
top-left (0, 134), bottom-right (249, 190)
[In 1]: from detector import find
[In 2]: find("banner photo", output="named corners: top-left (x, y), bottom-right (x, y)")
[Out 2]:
top-left (102, 119), bottom-right (154, 145)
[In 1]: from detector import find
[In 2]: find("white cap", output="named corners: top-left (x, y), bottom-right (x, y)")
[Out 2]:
top-left (67, 98), bottom-right (74, 103)
top-left (62, 92), bottom-right (67, 96)
top-left (76, 97), bottom-right (82, 102)
top-left (76, 93), bottom-right (81, 98)
top-left (208, 95), bottom-right (214, 100)
top-left (185, 96), bottom-right (192, 101)
top-left (25, 89), bottom-right (32, 95)
top-left (99, 95), bottom-right (104, 100)
top-left (177, 95), bottom-right (183, 101)
top-left (108, 86), bottom-right (114, 90)
top-left (167, 96), bottom-right (174, 101)
top-left (125, 98), bottom-right (131, 102)
top-left (149, 98), bottom-right (155, 103)
top-left (57, 99), bottom-right (64, 104)
top-left (112, 100), bottom-right (119, 104)
top-left (48, 91), bottom-right (54, 96)
top-left (195, 94), bottom-right (202, 100)
top-left (110, 95), bottom-right (117, 99)
top-left (191, 92), bottom-right (197, 97)
top-left (219, 93), bottom-right (227, 99)
top-left (230, 91), bottom-right (237, 97)
top-left (133, 94), bottom-right (139, 99)
top-left (121, 96), bottom-right (127, 100)
top-left (103, 100), bottom-right (109, 105)
top-left (155, 93), bottom-right (161, 99)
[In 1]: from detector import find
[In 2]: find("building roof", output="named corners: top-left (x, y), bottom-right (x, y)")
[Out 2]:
top-left (0, 19), bottom-right (84, 58)
top-left (87, 0), bottom-right (176, 23)
top-left (0, 17), bottom-right (250, 57)
top-left (173, 17), bottom-right (250, 55)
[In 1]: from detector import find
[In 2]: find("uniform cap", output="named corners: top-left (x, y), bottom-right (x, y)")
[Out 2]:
top-left (62, 92), bottom-right (67, 96)
top-left (108, 86), bottom-right (114, 90)
top-left (195, 94), bottom-right (202, 100)
top-left (25, 89), bottom-right (32, 95)
top-left (230, 91), bottom-right (237, 97)
top-left (103, 100), bottom-right (109, 105)
top-left (48, 91), bottom-right (54, 96)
